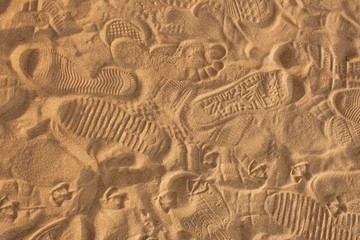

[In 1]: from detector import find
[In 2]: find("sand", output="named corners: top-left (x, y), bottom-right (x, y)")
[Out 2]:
top-left (0, 0), bottom-right (360, 239)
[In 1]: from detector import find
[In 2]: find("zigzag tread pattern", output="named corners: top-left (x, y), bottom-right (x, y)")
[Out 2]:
top-left (265, 191), bottom-right (356, 240)
top-left (47, 51), bottom-right (136, 97)
top-left (333, 89), bottom-right (360, 124)
top-left (58, 97), bottom-right (169, 156)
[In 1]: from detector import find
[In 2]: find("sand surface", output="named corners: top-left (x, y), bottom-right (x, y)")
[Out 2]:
top-left (0, 0), bottom-right (360, 239)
